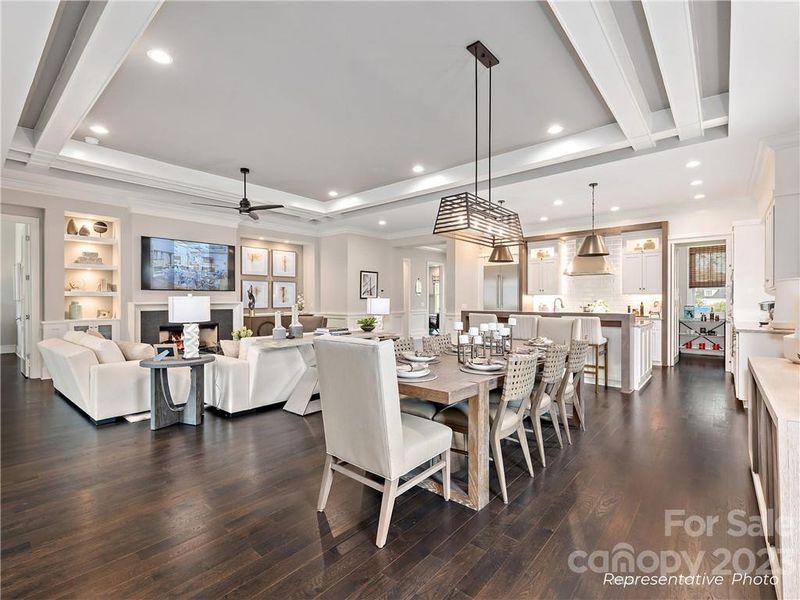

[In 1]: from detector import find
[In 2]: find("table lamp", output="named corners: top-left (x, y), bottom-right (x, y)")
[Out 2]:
top-left (168, 294), bottom-right (210, 359)
top-left (366, 296), bottom-right (391, 331)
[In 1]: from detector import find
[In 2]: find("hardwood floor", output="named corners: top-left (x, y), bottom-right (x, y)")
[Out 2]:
top-left (1, 355), bottom-right (774, 599)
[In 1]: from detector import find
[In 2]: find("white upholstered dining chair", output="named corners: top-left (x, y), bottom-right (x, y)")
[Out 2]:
top-left (537, 317), bottom-right (580, 349)
top-left (468, 313), bottom-right (498, 329)
top-left (509, 314), bottom-right (539, 340)
top-left (315, 336), bottom-right (452, 548)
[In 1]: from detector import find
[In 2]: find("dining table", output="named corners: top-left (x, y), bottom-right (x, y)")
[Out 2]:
top-left (397, 353), bottom-right (506, 511)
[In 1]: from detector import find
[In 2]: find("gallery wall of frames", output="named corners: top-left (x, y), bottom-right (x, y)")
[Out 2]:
top-left (239, 238), bottom-right (304, 312)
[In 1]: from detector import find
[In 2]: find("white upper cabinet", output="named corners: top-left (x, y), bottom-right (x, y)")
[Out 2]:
top-left (527, 244), bottom-right (560, 295)
top-left (622, 254), bottom-right (644, 294)
top-left (764, 194), bottom-right (799, 293)
top-left (643, 252), bottom-right (662, 293)
top-left (621, 231), bottom-right (662, 294)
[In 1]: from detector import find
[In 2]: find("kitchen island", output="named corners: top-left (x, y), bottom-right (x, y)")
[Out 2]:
top-left (462, 310), bottom-right (642, 393)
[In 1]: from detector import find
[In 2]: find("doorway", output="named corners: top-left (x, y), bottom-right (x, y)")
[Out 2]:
top-left (427, 262), bottom-right (444, 335)
top-left (669, 236), bottom-right (730, 369)
top-left (1, 214), bottom-right (41, 378)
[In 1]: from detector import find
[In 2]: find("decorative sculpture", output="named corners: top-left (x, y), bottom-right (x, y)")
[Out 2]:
top-left (289, 304), bottom-right (303, 338)
top-left (272, 310), bottom-right (287, 340)
top-left (247, 284), bottom-right (256, 316)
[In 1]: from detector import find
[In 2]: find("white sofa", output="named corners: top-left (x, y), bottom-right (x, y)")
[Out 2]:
top-left (38, 335), bottom-right (195, 424)
top-left (212, 336), bottom-right (309, 414)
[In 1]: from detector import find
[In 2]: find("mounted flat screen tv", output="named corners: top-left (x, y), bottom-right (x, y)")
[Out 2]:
top-left (141, 236), bottom-right (235, 291)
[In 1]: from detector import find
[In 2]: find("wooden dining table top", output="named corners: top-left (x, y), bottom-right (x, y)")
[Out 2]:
top-left (396, 353), bottom-right (506, 405)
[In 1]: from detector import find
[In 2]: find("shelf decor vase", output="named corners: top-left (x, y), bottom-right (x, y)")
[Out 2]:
top-left (68, 301), bottom-right (82, 320)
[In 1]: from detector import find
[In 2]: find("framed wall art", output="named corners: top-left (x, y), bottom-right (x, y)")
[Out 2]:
top-left (242, 280), bottom-right (269, 308)
top-left (360, 270), bottom-right (379, 299)
top-left (241, 246), bottom-right (269, 276)
top-left (272, 250), bottom-right (297, 277)
top-left (272, 281), bottom-right (296, 308)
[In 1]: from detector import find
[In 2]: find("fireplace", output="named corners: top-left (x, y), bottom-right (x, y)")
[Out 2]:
top-left (129, 301), bottom-right (243, 345)
top-left (159, 322), bottom-right (219, 353)
top-left (139, 309), bottom-right (234, 346)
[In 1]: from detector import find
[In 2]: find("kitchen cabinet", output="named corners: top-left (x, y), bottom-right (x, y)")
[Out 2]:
top-left (651, 319), bottom-right (662, 365)
top-left (633, 322), bottom-right (653, 389)
top-left (622, 251), bottom-right (661, 294)
top-left (527, 257), bottom-right (559, 294)
top-left (763, 194), bottom-right (800, 293)
top-left (732, 324), bottom-right (785, 405)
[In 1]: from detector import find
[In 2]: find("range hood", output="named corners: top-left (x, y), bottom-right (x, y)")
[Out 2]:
top-left (565, 254), bottom-right (614, 276)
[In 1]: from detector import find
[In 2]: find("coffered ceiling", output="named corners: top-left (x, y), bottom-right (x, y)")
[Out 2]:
top-left (1, 0), bottom-right (797, 239)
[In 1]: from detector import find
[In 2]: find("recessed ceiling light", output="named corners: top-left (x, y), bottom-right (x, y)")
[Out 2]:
top-left (412, 164), bottom-right (425, 174)
top-left (147, 48), bottom-right (173, 64)
top-left (328, 190), bottom-right (338, 197)
top-left (547, 124), bottom-right (564, 135)
top-left (89, 125), bottom-right (108, 135)
top-left (258, 236), bottom-right (265, 240)
top-left (84, 136), bottom-right (99, 145)
top-left (378, 220), bottom-right (387, 226)
top-left (694, 194), bottom-right (706, 200)
top-left (610, 206), bottom-right (620, 212)
top-left (553, 199), bottom-right (564, 206)
top-left (685, 160), bottom-right (701, 168)
top-left (690, 179), bottom-right (703, 186)
top-left (540, 216), bottom-right (549, 222)
top-left (283, 240), bottom-right (290, 243)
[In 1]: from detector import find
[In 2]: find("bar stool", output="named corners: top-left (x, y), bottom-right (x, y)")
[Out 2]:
top-left (579, 317), bottom-right (608, 391)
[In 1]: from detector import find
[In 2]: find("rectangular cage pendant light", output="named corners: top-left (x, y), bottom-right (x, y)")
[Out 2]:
top-left (433, 191), bottom-right (524, 247)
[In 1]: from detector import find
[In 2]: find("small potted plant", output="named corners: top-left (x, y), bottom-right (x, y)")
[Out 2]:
top-left (221, 326), bottom-right (253, 357)
top-left (357, 316), bottom-right (378, 332)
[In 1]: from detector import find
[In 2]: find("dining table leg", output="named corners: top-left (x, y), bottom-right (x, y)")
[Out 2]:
top-left (467, 380), bottom-right (491, 510)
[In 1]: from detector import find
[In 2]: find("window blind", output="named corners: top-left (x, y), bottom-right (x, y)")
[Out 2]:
top-left (689, 245), bottom-right (726, 288)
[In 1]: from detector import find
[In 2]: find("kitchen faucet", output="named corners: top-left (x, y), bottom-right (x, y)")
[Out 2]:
top-left (553, 297), bottom-right (564, 312)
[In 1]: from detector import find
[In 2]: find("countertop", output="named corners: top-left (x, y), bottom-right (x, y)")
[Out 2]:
top-left (735, 322), bottom-right (791, 334)
top-left (748, 357), bottom-right (800, 423)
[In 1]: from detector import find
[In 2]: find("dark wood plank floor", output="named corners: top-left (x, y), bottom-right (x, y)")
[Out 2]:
top-left (1, 355), bottom-right (774, 599)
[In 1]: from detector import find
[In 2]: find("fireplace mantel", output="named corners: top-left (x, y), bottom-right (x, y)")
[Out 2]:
top-left (127, 301), bottom-right (244, 343)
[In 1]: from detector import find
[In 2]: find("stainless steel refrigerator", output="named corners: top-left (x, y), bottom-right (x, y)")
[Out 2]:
top-left (483, 264), bottom-right (519, 311)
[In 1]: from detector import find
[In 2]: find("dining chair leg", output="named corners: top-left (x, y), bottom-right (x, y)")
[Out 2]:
top-left (517, 423), bottom-right (534, 477)
top-left (603, 344), bottom-right (609, 388)
top-left (317, 454), bottom-right (334, 511)
top-left (558, 396), bottom-right (572, 445)
top-left (376, 478), bottom-right (399, 548)
top-left (531, 414), bottom-right (546, 467)
top-left (490, 435), bottom-right (508, 503)
top-left (550, 405), bottom-right (563, 448)
top-left (594, 345), bottom-right (600, 392)
top-left (442, 450), bottom-right (451, 501)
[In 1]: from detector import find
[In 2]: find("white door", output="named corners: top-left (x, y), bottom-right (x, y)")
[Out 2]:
top-left (540, 259), bottom-right (559, 294)
top-left (622, 254), bottom-right (643, 294)
top-left (642, 252), bottom-right (662, 293)
top-left (527, 260), bottom-right (543, 294)
top-left (13, 223), bottom-right (32, 377)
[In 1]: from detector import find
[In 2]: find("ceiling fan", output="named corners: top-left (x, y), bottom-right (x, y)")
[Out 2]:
top-left (193, 167), bottom-right (283, 221)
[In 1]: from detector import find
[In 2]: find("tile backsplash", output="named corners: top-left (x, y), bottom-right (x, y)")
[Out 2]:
top-left (529, 235), bottom-right (662, 314)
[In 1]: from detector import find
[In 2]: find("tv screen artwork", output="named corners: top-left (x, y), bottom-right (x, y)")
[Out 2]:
top-left (141, 236), bottom-right (235, 291)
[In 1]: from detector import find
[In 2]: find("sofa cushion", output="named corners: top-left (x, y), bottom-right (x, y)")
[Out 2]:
top-left (116, 341), bottom-right (156, 361)
top-left (63, 331), bottom-right (126, 364)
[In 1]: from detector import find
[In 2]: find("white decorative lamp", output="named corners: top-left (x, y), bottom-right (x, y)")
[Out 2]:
top-left (366, 297), bottom-right (391, 330)
top-left (168, 294), bottom-right (210, 359)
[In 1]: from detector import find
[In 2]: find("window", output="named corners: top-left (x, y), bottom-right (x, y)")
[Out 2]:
top-left (689, 245), bottom-right (726, 288)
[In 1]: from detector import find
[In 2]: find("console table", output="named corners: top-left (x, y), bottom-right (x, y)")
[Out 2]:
top-left (140, 355), bottom-right (215, 430)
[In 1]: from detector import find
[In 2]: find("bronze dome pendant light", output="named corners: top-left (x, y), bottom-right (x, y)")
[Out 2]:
top-left (577, 182), bottom-right (609, 256)
top-left (433, 41), bottom-right (523, 261)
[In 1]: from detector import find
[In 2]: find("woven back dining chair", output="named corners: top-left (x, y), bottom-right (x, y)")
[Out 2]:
top-left (528, 344), bottom-right (568, 467)
top-left (554, 339), bottom-right (589, 444)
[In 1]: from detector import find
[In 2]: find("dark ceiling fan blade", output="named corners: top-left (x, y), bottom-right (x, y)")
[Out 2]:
top-left (192, 202), bottom-right (238, 209)
top-left (248, 211), bottom-right (260, 221)
top-left (248, 204), bottom-right (284, 211)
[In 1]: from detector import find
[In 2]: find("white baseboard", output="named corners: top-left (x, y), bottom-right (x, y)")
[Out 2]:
top-left (0, 345), bottom-right (16, 354)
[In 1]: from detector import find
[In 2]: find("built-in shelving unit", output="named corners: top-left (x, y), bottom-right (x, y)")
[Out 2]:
top-left (63, 212), bottom-right (121, 322)
top-left (679, 318), bottom-right (725, 357)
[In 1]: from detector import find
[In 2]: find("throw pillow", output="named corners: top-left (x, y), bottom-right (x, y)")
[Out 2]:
top-left (63, 331), bottom-right (126, 364)
top-left (116, 341), bottom-right (156, 361)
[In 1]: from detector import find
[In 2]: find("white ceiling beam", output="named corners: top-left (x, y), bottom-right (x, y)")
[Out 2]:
top-left (27, 1), bottom-right (163, 168)
top-left (547, 0), bottom-right (656, 151)
top-left (0, 0), bottom-right (59, 163)
top-left (641, 0), bottom-right (704, 140)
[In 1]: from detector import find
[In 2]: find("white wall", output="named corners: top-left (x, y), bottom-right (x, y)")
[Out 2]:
top-left (0, 219), bottom-right (16, 350)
